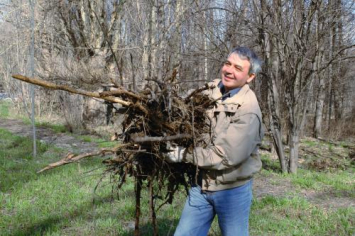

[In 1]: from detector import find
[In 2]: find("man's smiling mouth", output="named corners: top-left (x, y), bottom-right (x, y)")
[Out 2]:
top-left (224, 74), bottom-right (234, 80)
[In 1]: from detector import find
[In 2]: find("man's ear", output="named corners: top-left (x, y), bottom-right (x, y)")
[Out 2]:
top-left (247, 73), bottom-right (256, 83)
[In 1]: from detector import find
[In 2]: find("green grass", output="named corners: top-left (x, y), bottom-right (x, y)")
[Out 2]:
top-left (0, 100), bottom-right (31, 121)
top-left (37, 122), bottom-right (68, 133)
top-left (0, 129), bottom-right (188, 235)
top-left (21, 119), bottom-right (69, 134)
top-left (260, 154), bottom-right (282, 172)
top-left (251, 195), bottom-right (354, 236)
top-left (80, 135), bottom-right (93, 143)
top-left (0, 124), bottom-right (354, 235)
top-left (0, 100), bottom-right (69, 134)
top-left (0, 129), bottom-right (50, 192)
top-left (76, 135), bottom-right (118, 148)
top-left (302, 139), bottom-right (318, 148)
top-left (328, 143), bottom-right (334, 152)
top-left (0, 100), bottom-right (11, 118)
top-left (290, 169), bottom-right (355, 197)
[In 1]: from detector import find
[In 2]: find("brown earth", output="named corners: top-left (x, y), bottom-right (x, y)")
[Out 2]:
top-left (0, 119), bottom-right (98, 153)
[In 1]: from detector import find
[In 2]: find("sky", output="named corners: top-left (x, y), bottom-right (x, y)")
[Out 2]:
top-left (0, 0), bottom-right (11, 22)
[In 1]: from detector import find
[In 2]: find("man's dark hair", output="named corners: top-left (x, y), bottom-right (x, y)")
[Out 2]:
top-left (229, 47), bottom-right (262, 75)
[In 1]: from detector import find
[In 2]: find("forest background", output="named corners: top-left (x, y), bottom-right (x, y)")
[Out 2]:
top-left (0, 0), bottom-right (354, 235)
top-left (0, 0), bottom-right (354, 174)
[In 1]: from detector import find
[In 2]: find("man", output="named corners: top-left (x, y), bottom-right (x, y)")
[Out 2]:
top-left (167, 46), bottom-right (264, 236)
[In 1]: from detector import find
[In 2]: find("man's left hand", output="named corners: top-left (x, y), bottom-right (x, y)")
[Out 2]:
top-left (165, 146), bottom-right (185, 163)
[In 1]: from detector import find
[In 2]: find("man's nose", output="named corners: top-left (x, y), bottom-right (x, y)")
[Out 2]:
top-left (224, 66), bottom-right (233, 74)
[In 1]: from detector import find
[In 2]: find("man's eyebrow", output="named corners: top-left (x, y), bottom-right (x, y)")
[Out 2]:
top-left (234, 64), bottom-right (243, 71)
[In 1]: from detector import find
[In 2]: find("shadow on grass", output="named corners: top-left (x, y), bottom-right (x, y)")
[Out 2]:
top-left (1, 157), bottom-right (106, 193)
top-left (6, 178), bottom-right (178, 236)
top-left (114, 218), bottom-right (180, 236)
top-left (9, 194), bottom-right (122, 236)
top-left (11, 217), bottom-right (65, 236)
top-left (9, 196), bottom-right (180, 236)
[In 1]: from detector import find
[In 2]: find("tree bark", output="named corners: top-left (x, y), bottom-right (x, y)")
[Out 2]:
top-left (259, 0), bottom-right (287, 172)
top-left (313, 5), bottom-right (326, 138)
top-left (313, 73), bottom-right (325, 138)
top-left (288, 131), bottom-right (299, 173)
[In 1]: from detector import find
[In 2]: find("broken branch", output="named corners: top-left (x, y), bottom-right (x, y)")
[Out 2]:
top-left (37, 144), bottom-right (130, 173)
top-left (12, 74), bottom-right (131, 107)
top-left (132, 134), bottom-right (191, 143)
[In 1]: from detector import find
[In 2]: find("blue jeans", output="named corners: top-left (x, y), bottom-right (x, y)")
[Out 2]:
top-left (174, 180), bottom-right (253, 236)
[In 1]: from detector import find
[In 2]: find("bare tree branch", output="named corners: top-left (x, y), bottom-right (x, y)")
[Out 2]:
top-left (37, 144), bottom-right (130, 173)
top-left (12, 74), bottom-right (131, 106)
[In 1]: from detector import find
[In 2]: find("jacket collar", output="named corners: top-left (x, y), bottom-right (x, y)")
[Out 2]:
top-left (211, 79), bottom-right (250, 105)
top-left (218, 82), bottom-right (241, 100)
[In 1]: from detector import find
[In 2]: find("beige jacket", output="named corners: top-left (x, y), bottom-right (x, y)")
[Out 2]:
top-left (185, 79), bottom-right (264, 191)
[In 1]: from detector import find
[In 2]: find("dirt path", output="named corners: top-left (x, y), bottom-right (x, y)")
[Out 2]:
top-left (0, 119), bottom-right (98, 153)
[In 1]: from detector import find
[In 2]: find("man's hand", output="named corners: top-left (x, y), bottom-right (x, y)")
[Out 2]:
top-left (165, 146), bottom-right (185, 163)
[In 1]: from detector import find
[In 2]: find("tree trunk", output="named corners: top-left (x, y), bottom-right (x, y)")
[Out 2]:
top-left (313, 5), bottom-right (326, 138)
top-left (266, 73), bottom-right (287, 173)
top-left (203, 9), bottom-right (208, 82)
top-left (260, 0), bottom-right (287, 173)
top-left (313, 74), bottom-right (325, 138)
top-left (270, 115), bottom-right (287, 172)
top-left (326, 0), bottom-right (337, 131)
top-left (141, 1), bottom-right (153, 81)
top-left (288, 131), bottom-right (299, 173)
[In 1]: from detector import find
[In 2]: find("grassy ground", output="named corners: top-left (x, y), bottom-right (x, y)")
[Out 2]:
top-left (0, 100), bottom-right (11, 118)
top-left (0, 128), bottom-right (184, 236)
top-left (0, 100), bottom-right (354, 235)
top-left (251, 168), bottom-right (354, 236)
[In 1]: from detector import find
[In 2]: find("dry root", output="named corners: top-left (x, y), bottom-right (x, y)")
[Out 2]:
top-left (13, 73), bottom-right (216, 235)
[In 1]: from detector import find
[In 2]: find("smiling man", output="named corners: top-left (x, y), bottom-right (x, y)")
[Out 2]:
top-left (166, 47), bottom-right (264, 236)
top-left (221, 51), bottom-right (256, 91)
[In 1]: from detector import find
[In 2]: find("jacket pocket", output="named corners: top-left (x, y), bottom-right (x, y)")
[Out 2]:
top-left (218, 153), bottom-right (262, 184)
top-left (213, 109), bottom-right (238, 137)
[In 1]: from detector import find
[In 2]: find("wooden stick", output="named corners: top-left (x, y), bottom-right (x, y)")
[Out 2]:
top-left (131, 134), bottom-right (191, 143)
top-left (149, 179), bottom-right (158, 236)
top-left (37, 144), bottom-right (129, 173)
top-left (12, 74), bottom-right (131, 107)
top-left (99, 90), bottom-right (146, 101)
top-left (134, 177), bottom-right (142, 236)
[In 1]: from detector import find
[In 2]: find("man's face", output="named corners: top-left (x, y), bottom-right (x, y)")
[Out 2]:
top-left (220, 53), bottom-right (255, 92)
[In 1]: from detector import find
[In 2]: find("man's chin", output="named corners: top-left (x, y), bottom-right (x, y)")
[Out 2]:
top-left (222, 80), bottom-right (235, 88)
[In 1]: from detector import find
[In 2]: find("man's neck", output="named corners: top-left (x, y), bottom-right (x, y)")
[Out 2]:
top-left (218, 82), bottom-right (241, 100)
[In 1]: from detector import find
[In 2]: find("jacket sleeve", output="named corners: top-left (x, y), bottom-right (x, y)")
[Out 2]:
top-left (184, 113), bottom-right (262, 170)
